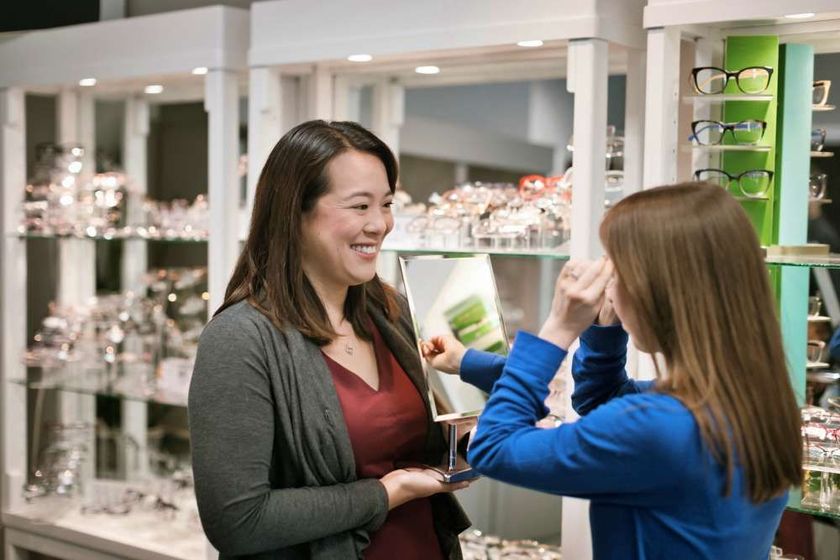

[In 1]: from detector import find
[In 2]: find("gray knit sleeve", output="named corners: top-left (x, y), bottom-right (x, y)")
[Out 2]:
top-left (188, 308), bottom-right (389, 556)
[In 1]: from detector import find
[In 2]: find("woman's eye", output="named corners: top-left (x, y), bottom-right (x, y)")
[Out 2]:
top-left (354, 204), bottom-right (369, 210)
top-left (384, 201), bottom-right (394, 208)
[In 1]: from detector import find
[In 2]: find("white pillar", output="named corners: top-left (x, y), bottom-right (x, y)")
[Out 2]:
top-left (563, 37), bottom-right (610, 560)
top-left (642, 27), bottom-right (681, 188)
top-left (246, 67), bottom-right (284, 234)
top-left (371, 80), bottom-right (404, 157)
top-left (56, 90), bottom-right (96, 461)
top-left (567, 38), bottom-right (608, 260)
top-left (1, 87), bottom-right (28, 511)
top-left (309, 65), bottom-right (334, 121)
top-left (121, 95), bottom-right (150, 480)
top-left (205, 70), bottom-right (240, 318)
top-left (623, 48), bottom-right (645, 197)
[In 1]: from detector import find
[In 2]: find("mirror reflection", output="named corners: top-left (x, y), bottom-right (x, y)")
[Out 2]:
top-left (400, 255), bottom-right (508, 420)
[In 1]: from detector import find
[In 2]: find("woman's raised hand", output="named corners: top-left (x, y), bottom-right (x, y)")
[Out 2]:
top-left (379, 468), bottom-right (470, 510)
top-left (538, 258), bottom-right (614, 350)
top-left (420, 335), bottom-right (467, 375)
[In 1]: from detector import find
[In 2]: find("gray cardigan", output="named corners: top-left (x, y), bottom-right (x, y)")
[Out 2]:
top-left (188, 298), bottom-right (470, 559)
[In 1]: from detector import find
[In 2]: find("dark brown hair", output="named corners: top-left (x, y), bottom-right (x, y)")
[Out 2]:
top-left (600, 182), bottom-right (802, 502)
top-left (217, 120), bottom-right (399, 344)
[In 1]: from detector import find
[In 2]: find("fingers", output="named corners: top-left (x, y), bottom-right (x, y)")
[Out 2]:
top-left (583, 259), bottom-right (613, 301)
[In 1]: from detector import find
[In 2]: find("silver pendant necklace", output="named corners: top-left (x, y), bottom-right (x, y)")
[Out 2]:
top-left (344, 339), bottom-right (354, 355)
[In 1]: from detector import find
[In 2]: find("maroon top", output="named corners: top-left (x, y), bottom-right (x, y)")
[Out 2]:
top-left (322, 323), bottom-right (445, 560)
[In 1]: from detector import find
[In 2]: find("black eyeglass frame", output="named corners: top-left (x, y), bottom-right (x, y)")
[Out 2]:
top-left (689, 119), bottom-right (767, 146)
top-left (693, 168), bottom-right (775, 198)
top-left (690, 66), bottom-right (775, 95)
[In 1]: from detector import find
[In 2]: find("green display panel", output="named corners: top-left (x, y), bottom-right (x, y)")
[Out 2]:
top-left (773, 43), bottom-right (814, 406)
top-left (722, 36), bottom-right (779, 245)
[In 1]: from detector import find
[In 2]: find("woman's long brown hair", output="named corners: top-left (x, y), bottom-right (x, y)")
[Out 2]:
top-left (600, 182), bottom-right (802, 502)
top-left (216, 120), bottom-right (399, 344)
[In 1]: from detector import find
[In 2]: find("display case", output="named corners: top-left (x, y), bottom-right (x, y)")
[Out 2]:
top-left (642, 0), bottom-right (840, 526)
top-left (0, 6), bottom-right (248, 559)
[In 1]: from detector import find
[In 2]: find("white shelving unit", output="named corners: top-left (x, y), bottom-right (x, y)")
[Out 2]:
top-left (247, 1), bottom-right (644, 558)
top-left (0, 6), bottom-right (248, 559)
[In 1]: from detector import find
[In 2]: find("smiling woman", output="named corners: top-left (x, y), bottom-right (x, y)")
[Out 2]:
top-left (188, 120), bottom-right (470, 560)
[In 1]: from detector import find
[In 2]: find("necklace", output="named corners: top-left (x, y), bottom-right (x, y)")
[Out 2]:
top-left (344, 339), bottom-right (354, 355)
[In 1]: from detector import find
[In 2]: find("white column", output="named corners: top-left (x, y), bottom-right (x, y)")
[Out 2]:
top-left (642, 27), bottom-right (681, 188)
top-left (78, 92), bottom-right (96, 177)
top-left (1, 87), bottom-right (28, 511)
top-left (563, 37), bottom-right (610, 560)
top-left (623, 48), bottom-right (645, 197)
top-left (246, 67), bottom-right (284, 236)
top-left (205, 70), bottom-right (240, 318)
top-left (308, 65), bottom-right (334, 121)
top-left (121, 95), bottom-right (150, 480)
top-left (371, 79), bottom-right (404, 157)
top-left (56, 90), bottom-right (96, 465)
top-left (567, 38), bottom-right (608, 260)
top-left (333, 76), bottom-right (363, 123)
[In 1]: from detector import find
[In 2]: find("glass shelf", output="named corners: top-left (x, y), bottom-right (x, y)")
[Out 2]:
top-left (808, 316), bottom-right (832, 323)
top-left (806, 361), bottom-right (830, 370)
top-left (811, 151), bottom-right (834, 158)
top-left (813, 104), bottom-right (836, 112)
top-left (765, 254), bottom-right (840, 268)
top-left (787, 487), bottom-right (840, 521)
top-left (733, 196), bottom-right (769, 202)
top-left (682, 94), bottom-right (774, 103)
top-left (811, 198), bottom-right (833, 205)
top-left (683, 144), bottom-right (772, 153)
top-left (11, 367), bottom-right (187, 407)
top-left (14, 231), bottom-right (208, 243)
top-left (381, 243), bottom-right (570, 260)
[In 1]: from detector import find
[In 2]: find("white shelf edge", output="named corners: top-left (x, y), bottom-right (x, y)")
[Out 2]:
top-left (682, 94), bottom-right (773, 103)
top-left (813, 104), bottom-right (836, 112)
top-left (811, 151), bottom-right (835, 158)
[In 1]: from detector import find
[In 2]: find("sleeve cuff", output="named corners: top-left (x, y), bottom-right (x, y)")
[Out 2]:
top-left (506, 331), bottom-right (568, 383)
top-left (579, 323), bottom-right (628, 350)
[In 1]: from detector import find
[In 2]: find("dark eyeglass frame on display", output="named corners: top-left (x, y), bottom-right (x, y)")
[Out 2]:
top-left (689, 119), bottom-right (767, 146)
top-left (690, 66), bottom-right (774, 95)
top-left (813, 80), bottom-right (832, 106)
top-left (810, 173), bottom-right (828, 200)
top-left (693, 168), bottom-right (774, 199)
top-left (812, 128), bottom-right (827, 152)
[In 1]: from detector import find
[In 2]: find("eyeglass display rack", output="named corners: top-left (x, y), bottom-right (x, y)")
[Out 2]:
top-left (643, 0), bottom-right (840, 523)
top-left (0, 6), bottom-right (248, 560)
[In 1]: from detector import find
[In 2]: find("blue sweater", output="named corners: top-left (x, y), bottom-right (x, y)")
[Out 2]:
top-left (461, 325), bottom-right (786, 560)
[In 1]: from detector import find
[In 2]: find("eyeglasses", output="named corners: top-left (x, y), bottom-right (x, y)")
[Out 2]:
top-left (691, 66), bottom-right (774, 95)
top-left (810, 174), bottom-right (828, 200)
top-left (809, 296), bottom-right (823, 318)
top-left (690, 119), bottom-right (767, 146)
top-left (693, 168), bottom-right (773, 198)
top-left (814, 80), bottom-right (832, 106)
top-left (812, 128), bottom-right (827, 152)
top-left (808, 339), bottom-right (827, 364)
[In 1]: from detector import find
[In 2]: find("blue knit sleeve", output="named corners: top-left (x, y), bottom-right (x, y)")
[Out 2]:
top-left (571, 324), bottom-right (653, 415)
top-left (468, 331), bottom-right (690, 504)
top-left (459, 348), bottom-right (506, 394)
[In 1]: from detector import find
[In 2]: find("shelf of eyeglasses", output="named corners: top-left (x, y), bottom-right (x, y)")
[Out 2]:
top-left (682, 94), bottom-right (774, 103)
top-left (5, 483), bottom-right (205, 560)
top-left (13, 230), bottom-right (209, 243)
top-left (10, 367), bottom-right (188, 407)
top-left (806, 361), bottom-right (831, 371)
top-left (682, 144), bottom-right (772, 153)
top-left (787, 488), bottom-right (840, 521)
top-left (813, 104), bottom-right (836, 112)
top-left (807, 371), bottom-right (840, 385)
top-left (380, 242), bottom-right (571, 260)
top-left (811, 151), bottom-right (834, 159)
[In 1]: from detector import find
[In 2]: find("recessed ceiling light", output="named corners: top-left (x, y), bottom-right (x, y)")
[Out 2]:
top-left (784, 12), bottom-right (816, 19)
top-left (79, 78), bottom-right (97, 87)
top-left (415, 65), bottom-right (440, 75)
top-left (347, 54), bottom-right (373, 63)
top-left (517, 40), bottom-right (544, 48)
top-left (144, 84), bottom-right (164, 94)
top-left (192, 67), bottom-right (208, 75)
